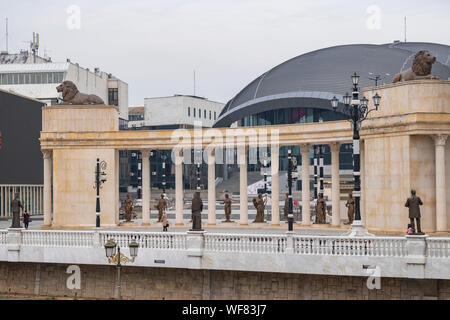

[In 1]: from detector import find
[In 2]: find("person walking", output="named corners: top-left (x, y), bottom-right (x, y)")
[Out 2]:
top-left (23, 210), bottom-right (30, 229)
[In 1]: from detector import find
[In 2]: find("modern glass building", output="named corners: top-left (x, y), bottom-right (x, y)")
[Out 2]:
top-left (213, 42), bottom-right (450, 173)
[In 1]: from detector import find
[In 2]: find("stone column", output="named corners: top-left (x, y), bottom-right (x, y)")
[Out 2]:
top-left (330, 142), bottom-right (341, 226)
top-left (141, 149), bottom-right (151, 226)
top-left (271, 144), bottom-right (280, 225)
top-left (434, 135), bottom-right (448, 232)
top-left (300, 144), bottom-right (311, 226)
top-left (175, 149), bottom-right (184, 225)
top-left (207, 149), bottom-right (216, 225)
top-left (42, 150), bottom-right (52, 227)
top-left (238, 146), bottom-right (248, 225)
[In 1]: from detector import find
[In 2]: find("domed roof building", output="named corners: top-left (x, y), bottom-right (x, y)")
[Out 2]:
top-left (214, 42), bottom-right (450, 128)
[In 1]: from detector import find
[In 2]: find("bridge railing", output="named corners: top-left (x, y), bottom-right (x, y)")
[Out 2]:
top-left (204, 233), bottom-right (287, 253)
top-left (6, 229), bottom-right (450, 259)
top-left (21, 230), bottom-right (94, 247)
top-left (426, 237), bottom-right (450, 258)
top-left (293, 235), bottom-right (407, 257)
top-left (99, 231), bottom-right (187, 250)
top-left (0, 230), bottom-right (7, 245)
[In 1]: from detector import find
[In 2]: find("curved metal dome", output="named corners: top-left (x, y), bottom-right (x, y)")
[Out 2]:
top-left (214, 42), bottom-right (450, 128)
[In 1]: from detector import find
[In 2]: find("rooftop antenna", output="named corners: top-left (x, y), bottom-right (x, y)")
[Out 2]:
top-left (193, 70), bottom-right (196, 96)
top-left (5, 17), bottom-right (8, 52)
top-left (404, 16), bottom-right (407, 42)
top-left (31, 32), bottom-right (39, 63)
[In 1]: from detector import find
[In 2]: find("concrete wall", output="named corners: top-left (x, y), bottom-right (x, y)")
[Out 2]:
top-left (0, 90), bottom-right (45, 184)
top-left (0, 262), bottom-right (448, 300)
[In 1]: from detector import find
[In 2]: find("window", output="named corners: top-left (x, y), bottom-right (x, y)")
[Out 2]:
top-left (204, 110), bottom-right (206, 118)
top-left (199, 109), bottom-right (201, 118)
top-left (209, 110), bottom-right (211, 120)
top-left (108, 88), bottom-right (119, 106)
top-left (188, 107), bottom-right (191, 117)
top-left (194, 108), bottom-right (196, 117)
top-left (214, 111), bottom-right (216, 120)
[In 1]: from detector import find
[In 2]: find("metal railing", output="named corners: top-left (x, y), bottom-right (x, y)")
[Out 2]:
top-left (0, 184), bottom-right (44, 217)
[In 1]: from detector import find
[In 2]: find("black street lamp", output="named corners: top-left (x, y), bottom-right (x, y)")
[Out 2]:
top-left (94, 158), bottom-right (107, 228)
top-left (104, 238), bottom-right (139, 299)
top-left (330, 72), bottom-right (381, 235)
top-left (313, 146), bottom-right (319, 201)
top-left (287, 149), bottom-right (294, 231)
top-left (161, 154), bottom-right (167, 194)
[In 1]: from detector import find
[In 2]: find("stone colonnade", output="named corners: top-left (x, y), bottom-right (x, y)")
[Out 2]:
top-left (41, 137), bottom-right (448, 230)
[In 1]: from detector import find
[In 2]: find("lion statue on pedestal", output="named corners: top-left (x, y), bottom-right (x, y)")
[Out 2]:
top-left (56, 81), bottom-right (105, 105)
top-left (393, 50), bottom-right (440, 83)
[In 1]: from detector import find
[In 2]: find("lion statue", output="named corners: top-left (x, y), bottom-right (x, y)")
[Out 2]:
top-left (56, 81), bottom-right (105, 105)
top-left (393, 50), bottom-right (440, 83)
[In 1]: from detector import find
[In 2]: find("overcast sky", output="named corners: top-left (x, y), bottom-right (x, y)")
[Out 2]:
top-left (1, 0), bottom-right (449, 106)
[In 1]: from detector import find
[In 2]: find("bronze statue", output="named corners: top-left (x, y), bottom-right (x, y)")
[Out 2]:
top-left (56, 81), bottom-right (105, 105)
top-left (10, 193), bottom-right (23, 228)
top-left (223, 194), bottom-right (232, 222)
top-left (393, 50), bottom-right (439, 83)
top-left (191, 192), bottom-right (203, 231)
top-left (315, 194), bottom-right (326, 224)
top-left (124, 194), bottom-right (133, 222)
top-left (405, 189), bottom-right (424, 234)
top-left (156, 194), bottom-right (167, 222)
top-left (252, 194), bottom-right (265, 223)
top-left (283, 193), bottom-right (289, 220)
top-left (345, 193), bottom-right (355, 224)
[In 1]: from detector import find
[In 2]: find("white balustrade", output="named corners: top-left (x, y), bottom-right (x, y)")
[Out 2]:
top-left (0, 185), bottom-right (44, 217)
top-left (426, 238), bottom-right (450, 258)
top-left (0, 230), bottom-right (7, 244)
top-left (4, 229), bottom-right (447, 260)
top-left (99, 231), bottom-right (187, 250)
top-left (293, 236), bottom-right (407, 257)
top-left (204, 233), bottom-right (286, 254)
top-left (21, 230), bottom-right (94, 247)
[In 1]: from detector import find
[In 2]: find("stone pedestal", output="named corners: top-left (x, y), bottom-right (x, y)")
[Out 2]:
top-left (343, 220), bottom-right (375, 237)
top-left (406, 234), bottom-right (428, 278)
top-left (186, 231), bottom-right (205, 269)
top-left (6, 228), bottom-right (24, 262)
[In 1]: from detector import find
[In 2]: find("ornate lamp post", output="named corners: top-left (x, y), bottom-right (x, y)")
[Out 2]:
top-left (161, 154), bottom-right (167, 194)
top-left (104, 238), bottom-right (139, 299)
top-left (287, 149), bottom-right (295, 231)
top-left (94, 158), bottom-right (107, 228)
top-left (330, 72), bottom-right (381, 236)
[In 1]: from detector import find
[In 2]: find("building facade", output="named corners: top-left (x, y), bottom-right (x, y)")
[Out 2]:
top-left (0, 51), bottom-right (129, 122)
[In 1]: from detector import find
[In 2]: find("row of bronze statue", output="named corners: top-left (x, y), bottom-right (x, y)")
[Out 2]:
top-left (9, 189), bottom-right (424, 234)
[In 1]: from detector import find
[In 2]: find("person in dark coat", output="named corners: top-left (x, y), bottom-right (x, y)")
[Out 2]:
top-left (252, 194), bottom-right (265, 223)
top-left (283, 193), bottom-right (289, 220)
top-left (11, 193), bottom-right (23, 228)
top-left (23, 211), bottom-right (30, 229)
top-left (191, 192), bottom-right (203, 231)
top-left (405, 189), bottom-right (424, 234)
top-left (223, 194), bottom-right (232, 222)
